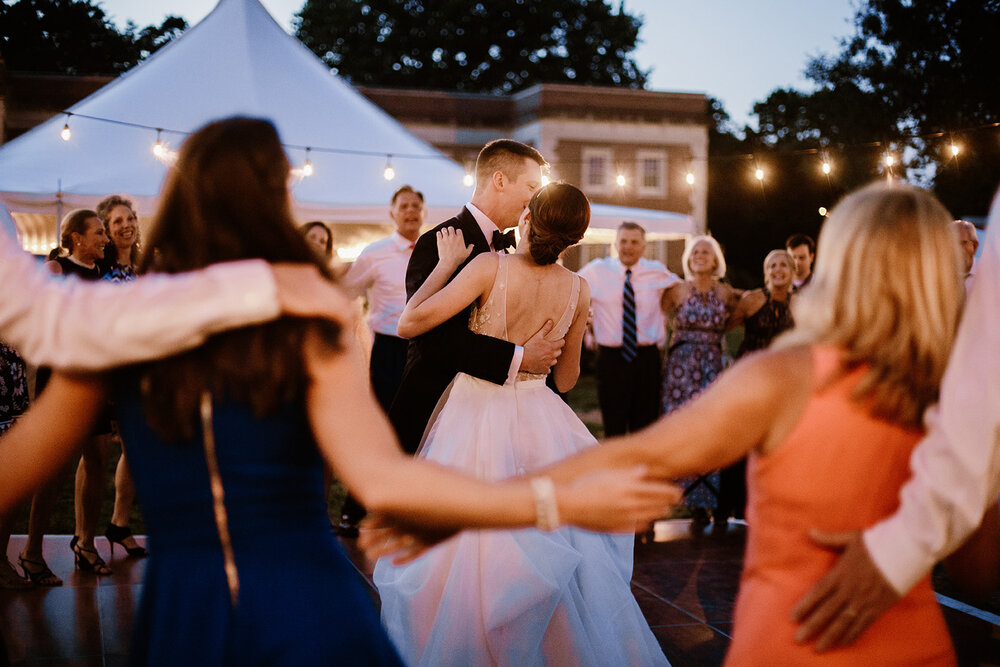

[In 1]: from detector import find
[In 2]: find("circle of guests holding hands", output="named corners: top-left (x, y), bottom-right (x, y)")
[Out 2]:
top-left (0, 117), bottom-right (996, 667)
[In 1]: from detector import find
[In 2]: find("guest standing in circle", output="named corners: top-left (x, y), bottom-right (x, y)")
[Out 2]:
top-left (43, 210), bottom-right (115, 576)
top-left (661, 235), bottom-right (741, 526)
top-left (716, 249), bottom-right (795, 525)
top-left (96, 194), bottom-right (148, 559)
top-left (579, 222), bottom-right (679, 437)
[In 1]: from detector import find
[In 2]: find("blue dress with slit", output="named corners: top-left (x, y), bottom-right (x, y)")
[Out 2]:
top-left (115, 391), bottom-right (402, 666)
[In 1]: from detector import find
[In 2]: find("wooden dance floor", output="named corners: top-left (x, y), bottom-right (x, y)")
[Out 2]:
top-left (3, 522), bottom-right (999, 665)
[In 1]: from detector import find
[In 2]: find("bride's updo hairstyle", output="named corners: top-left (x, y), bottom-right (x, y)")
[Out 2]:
top-left (526, 182), bottom-right (590, 265)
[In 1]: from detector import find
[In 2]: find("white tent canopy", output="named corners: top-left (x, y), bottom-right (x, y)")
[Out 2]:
top-left (0, 0), bottom-right (693, 250)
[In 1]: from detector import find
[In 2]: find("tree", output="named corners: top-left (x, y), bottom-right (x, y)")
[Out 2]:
top-left (752, 0), bottom-right (1000, 215)
top-left (294, 0), bottom-right (647, 93)
top-left (0, 0), bottom-right (187, 75)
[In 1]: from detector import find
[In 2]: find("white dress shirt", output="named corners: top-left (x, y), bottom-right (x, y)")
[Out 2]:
top-left (342, 231), bottom-right (413, 336)
top-left (863, 190), bottom-right (1000, 595)
top-left (1, 205), bottom-right (280, 370)
top-left (579, 256), bottom-right (680, 347)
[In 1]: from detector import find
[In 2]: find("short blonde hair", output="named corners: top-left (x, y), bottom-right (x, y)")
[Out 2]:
top-left (762, 249), bottom-right (793, 290)
top-left (778, 182), bottom-right (963, 428)
top-left (682, 234), bottom-right (726, 279)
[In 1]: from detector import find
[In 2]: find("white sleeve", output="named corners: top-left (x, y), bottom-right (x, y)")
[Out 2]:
top-left (863, 193), bottom-right (1000, 595)
top-left (1, 222), bottom-right (281, 370)
top-left (340, 248), bottom-right (376, 299)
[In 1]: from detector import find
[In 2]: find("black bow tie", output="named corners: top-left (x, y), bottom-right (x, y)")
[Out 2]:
top-left (492, 229), bottom-right (516, 252)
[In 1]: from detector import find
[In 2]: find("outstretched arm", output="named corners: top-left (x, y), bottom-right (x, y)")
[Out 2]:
top-left (403, 227), bottom-right (515, 384)
top-left (0, 373), bottom-right (105, 511)
top-left (398, 228), bottom-right (491, 338)
top-left (305, 327), bottom-right (677, 537)
top-left (547, 346), bottom-right (807, 485)
top-left (1, 222), bottom-right (351, 369)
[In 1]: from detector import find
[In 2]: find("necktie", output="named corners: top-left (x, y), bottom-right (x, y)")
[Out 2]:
top-left (622, 268), bottom-right (637, 362)
top-left (492, 229), bottom-right (516, 252)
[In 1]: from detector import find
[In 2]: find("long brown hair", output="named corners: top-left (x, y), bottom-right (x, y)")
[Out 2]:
top-left (134, 117), bottom-right (339, 441)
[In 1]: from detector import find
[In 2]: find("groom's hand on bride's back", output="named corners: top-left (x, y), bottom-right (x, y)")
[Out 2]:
top-left (521, 320), bottom-right (564, 374)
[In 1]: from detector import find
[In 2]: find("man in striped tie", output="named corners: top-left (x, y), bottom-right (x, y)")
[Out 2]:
top-left (579, 222), bottom-right (679, 436)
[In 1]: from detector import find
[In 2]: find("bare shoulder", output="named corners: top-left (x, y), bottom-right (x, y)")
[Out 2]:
top-left (662, 280), bottom-right (690, 311)
top-left (718, 282), bottom-right (743, 307)
top-left (739, 288), bottom-right (767, 314)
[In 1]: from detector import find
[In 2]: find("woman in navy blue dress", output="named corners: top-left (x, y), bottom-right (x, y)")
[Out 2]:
top-left (0, 117), bottom-right (676, 666)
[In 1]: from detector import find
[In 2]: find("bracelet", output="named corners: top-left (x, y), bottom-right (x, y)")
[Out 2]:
top-left (530, 476), bottom-right (560, 532)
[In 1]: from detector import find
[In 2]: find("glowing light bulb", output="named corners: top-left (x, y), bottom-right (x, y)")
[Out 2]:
top-left (821, 161), bottom-right (831, 175)
top-left (615, 173), bottom-right (626, 187)
top-left (301, 160), bottom-right (314, 177)
top-left (685, 172), bottom-right (695, 186)
top-left (462, 172), bottom-right (474, 188)
top-left (60, 123), bottom-right (71, 141)
top-left (153, 140), bottom-right (166, 158)
top-left (754, 168), bottom-right (764, 181)
top-left (383, 164), bottom-right (395, 181)
top-left (884, 154), bottom-right (895, 167)
top-left (818, 207), bottom-right (828, 216)
top-left (541, 174), bottom-right (550, 186)
top-left (950, 143), bottom-right (960, 157)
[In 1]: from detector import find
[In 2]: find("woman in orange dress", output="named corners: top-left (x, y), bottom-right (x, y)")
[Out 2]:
top-left (534, 181), bottom-right (962, 664)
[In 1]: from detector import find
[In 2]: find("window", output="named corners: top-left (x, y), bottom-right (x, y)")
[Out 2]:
top-left (581, 147), bottom-right (613, 195)
top-left (636, 150), bottom-right (667, 197)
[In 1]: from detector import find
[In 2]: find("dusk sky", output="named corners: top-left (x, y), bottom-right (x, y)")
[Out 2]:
top-left (98, 0), bottom-right (858, 129)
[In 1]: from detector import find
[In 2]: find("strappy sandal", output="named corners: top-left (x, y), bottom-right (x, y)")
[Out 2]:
top-left (71, 536), bottom-right (112, 576)
top-left (0, 558), bottom-right (32, 589)
top-left (18, 555), bottom-right (63, 586)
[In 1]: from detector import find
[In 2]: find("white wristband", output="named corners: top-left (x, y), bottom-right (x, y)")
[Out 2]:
top-left (531, 476), bottom-right (560, 532)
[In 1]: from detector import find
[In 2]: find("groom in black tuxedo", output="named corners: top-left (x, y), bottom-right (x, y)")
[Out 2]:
top-left (388, 139), bottom-right (564, 455)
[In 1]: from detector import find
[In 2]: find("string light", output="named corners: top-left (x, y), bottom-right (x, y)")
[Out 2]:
top-left (152, 129), bottom-right (166, 158)
top-left (292, 146), bottom-right (313, 178)
top-left (685, 171), bottom-right (695, 186)
top-left (884, 153), bottom-right (896, 167)
top-left (949, 143), bottom-right (961, 157)
top-left (462, 165), bottom-right (474, 187)
top-left (383, 156), bottom-right (395, 181)
top-left (754, 168), bottom-right (764, 181)
top-left (541, 174), bottom-right (551, 186)
top-left (821, 160), bottom-right (831, 175)
top-left (615, 173), bottom-right (626, 187)
top-left (818, 207), bottom-right (828, 216)
top-left (60, 114), bottom-right (72, 141)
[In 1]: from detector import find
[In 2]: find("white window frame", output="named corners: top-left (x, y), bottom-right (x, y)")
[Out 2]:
top-left (581, 147), bottom-right (614, 196)
top-left (636, 150), bottom-right (667, 198)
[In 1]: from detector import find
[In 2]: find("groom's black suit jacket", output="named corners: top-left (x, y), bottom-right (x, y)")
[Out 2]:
top-left (387, 207), bottom-right (516, 454)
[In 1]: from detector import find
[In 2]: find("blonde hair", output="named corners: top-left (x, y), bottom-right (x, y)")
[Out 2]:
top-left (762, 249), bottom-right (793, 290)
top-left (682, 234), bottom-right (726, 279)
top-left (778, 182), bottom-right (963, 428)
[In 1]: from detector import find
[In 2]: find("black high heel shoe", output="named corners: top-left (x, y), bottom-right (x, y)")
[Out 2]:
top-left (71, 536), bottom-right (113, 575)
top-left (105, 523), bottom-right (148, 558)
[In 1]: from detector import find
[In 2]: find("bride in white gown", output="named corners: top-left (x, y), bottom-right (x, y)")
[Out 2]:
top-left (373, 183), bottom-right (669, 666)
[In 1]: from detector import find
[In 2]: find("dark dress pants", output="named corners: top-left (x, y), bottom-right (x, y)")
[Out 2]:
top-left (596, 345), bottom-right (661, 437)
top-left (341, 333), bottom-right (410, 525)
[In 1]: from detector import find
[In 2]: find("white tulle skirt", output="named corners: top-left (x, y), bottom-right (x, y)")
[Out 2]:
top-left (374, 374), bottom-right (669, 666)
